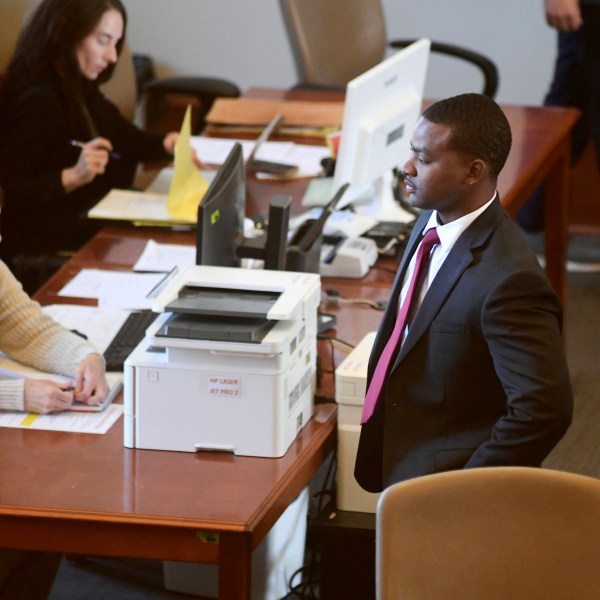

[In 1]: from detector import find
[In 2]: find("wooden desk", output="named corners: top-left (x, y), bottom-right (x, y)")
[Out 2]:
top-left (34, 223), bottom-right (389, 393)
top-left (496, 104), bottom-right (579, 312)
top-left (0, 92), bottom-right (577, 599)
top-left (0, 229), bottom-right (341, 600)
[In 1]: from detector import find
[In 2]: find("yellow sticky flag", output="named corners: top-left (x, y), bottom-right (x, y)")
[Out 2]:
top-left (167, 105), bottom-right (209, 222)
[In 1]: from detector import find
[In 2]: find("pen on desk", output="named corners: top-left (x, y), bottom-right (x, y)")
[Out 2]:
top-left (146, 266), bottom-right (179, 300)
top-left (68, 139), bottom-right (121, 160)
top-left (70, 328), bottom-right (88, 340)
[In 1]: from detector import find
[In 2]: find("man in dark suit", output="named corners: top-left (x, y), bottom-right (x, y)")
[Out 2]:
top-left (355, 93), bottom-right (573, 493)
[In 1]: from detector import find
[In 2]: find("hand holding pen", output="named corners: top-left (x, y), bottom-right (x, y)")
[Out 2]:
top-left (62, 137), bottom-right (119, 192)
top-left (69, 138), bottom-right (121, 160)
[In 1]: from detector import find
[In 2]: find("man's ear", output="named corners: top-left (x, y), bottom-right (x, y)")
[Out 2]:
top-left (464, 158), bottom-right (487, 185)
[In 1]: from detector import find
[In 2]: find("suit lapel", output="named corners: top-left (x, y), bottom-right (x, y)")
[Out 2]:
top-left (395, 198), bottom-right (505, 362)
top-left (367, 214), bottom-right (430, 378)
top-left (388, 216), bottom-right (429, 314)
top-left (397, 248), bottom-right (473, 359)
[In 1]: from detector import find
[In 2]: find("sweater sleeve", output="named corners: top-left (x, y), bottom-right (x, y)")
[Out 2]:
top-left (0, 380), bottom-right (27, 412)
top-left (0, 260), bottom-right (101, 411)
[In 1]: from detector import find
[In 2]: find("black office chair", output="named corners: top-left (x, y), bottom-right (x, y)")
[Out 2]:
top-left (101, 42), bottom-right (241, 134)
top-left (279, 0), bottom-right (498, 98)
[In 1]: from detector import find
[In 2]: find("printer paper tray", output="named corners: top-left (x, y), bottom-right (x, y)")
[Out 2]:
top-left (145, 312), bottom-right (295, 355)
top-left (156, 313), bottom-right (276, 343)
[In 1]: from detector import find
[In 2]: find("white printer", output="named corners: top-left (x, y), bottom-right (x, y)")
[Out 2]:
top-left (124, 265), bottom-right (321, 458)
top-left (335, 331), bottom-right (380, 512)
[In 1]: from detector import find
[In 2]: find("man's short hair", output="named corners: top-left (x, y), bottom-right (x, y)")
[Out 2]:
top-left (422, 93), bottom-right (512, 180)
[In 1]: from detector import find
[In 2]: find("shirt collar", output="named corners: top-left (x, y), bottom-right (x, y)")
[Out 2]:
top-left (423, 192), bottom-right (497, 253)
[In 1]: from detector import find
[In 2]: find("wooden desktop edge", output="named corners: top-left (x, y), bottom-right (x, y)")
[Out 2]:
top-left (0, 402), bottom-right (337, 562)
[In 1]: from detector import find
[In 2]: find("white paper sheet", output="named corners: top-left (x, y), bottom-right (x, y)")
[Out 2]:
top-left (41, 304), bottom-right (131, 353)
top-left (0, 404), bottom-right (124, 434)
top-left (58, 269), bottom-right (165, 310)
top-left (133, 240), bottom-right (196, 273)
top-left (190, 135), bottom-right (330, 178)
top-left (87, 188), bottom-right (175, 223)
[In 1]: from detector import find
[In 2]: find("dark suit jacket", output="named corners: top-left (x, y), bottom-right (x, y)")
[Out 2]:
top-left (354, 198), bottom-right (573, 492)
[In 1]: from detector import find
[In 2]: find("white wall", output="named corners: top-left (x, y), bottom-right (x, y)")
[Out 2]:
top-left (0, 1), bottom-right (556, 107)
top-left (123, 0), bottom-right (557, 107)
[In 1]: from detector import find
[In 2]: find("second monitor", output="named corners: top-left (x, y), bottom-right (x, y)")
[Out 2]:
top-left (196, 142), bottom-right (355, 275)
top-left (196, 142), bottom-right (291, 271)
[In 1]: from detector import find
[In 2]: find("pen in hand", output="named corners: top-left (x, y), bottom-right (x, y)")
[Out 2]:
top-left (68, 139), bottom-right (121, 160)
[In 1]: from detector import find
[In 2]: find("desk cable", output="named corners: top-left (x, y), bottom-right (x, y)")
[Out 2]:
top-left (322, 288), bottom-right (388, 311)
top-left (370, 262), bottom-right (400, 275)
top-left (315, 334), bottom-right (354, 406)
top-left (287, 447), bottom-right (337, 599)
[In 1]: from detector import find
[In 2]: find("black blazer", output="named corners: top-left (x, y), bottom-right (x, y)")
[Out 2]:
top-left (0, 75), bottom-right (169, 259)
top-left (355, 198), bottom-right (573, 492)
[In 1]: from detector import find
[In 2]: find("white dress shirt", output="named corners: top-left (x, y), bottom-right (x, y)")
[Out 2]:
top-left (399, 192), bottom-right (497, 340)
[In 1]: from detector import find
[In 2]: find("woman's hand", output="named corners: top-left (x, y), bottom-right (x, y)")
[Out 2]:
top-left (23, 354), bottom-right (110, 414)
top-left (62, 137), bottom-right (114, 192)
top-left (72, 353), bottom-right (110, 406)
top-left (163, 132), bottom-right (179, 155)
top-left (24, 380), bottom-right (77, 414)
top-left (164, 132), bottom-right (208, 169)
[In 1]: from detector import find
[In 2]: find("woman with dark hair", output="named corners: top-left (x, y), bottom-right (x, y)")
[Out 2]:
top-left (0, 0), bottom-right (180, 270)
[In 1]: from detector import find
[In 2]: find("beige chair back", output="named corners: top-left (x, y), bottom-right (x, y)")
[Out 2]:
top-left (280, 0), bottom-right (387, 89)
top-left (377, 467), bottom-right (600, 599)
top-left (100, 42), bottom-right (137, 122)
top-left (0, 0), bottom-right (40, 74)
top-left (280, 0), bottom-right (499, 98)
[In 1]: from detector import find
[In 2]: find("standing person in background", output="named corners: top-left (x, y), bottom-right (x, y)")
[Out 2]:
top-left (517, 0), bottom-right (600, 231)
top-left (0, 0), bottom-right (181, 279)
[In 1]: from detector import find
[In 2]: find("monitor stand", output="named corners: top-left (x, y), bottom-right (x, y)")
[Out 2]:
top-left (352, 171), bottom-right (417, 223)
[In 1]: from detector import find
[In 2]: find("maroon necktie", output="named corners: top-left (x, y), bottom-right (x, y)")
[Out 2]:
top-left (361, 228), bottom-right (440, 424)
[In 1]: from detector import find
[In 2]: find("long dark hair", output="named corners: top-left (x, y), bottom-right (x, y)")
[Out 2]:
top-left (1, 0), bottom-right (127, 127)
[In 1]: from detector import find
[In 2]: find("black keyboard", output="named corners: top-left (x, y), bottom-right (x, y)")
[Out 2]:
top-left (103, 310), bottom-right (159, 371)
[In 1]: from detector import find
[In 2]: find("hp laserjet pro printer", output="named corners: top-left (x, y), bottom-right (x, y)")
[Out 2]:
top-left (123, 265), bottom-right (321, 458)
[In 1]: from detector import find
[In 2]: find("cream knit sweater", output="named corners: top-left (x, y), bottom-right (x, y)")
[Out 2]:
top-left (0, 260), bottom-right (100, 412)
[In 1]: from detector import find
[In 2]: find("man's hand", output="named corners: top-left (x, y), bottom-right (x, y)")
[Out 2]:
top-left (545, 0), bottom-right (583, 31)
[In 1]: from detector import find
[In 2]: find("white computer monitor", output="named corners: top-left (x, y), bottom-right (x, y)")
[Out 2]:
top-left (333, 38), bottom-right (431, 222)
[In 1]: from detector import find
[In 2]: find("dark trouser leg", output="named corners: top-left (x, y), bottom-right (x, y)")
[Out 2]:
top-left (579, 5), bottom-right (600, 169)
top-left (517, 7), bottom-right (600, 231)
